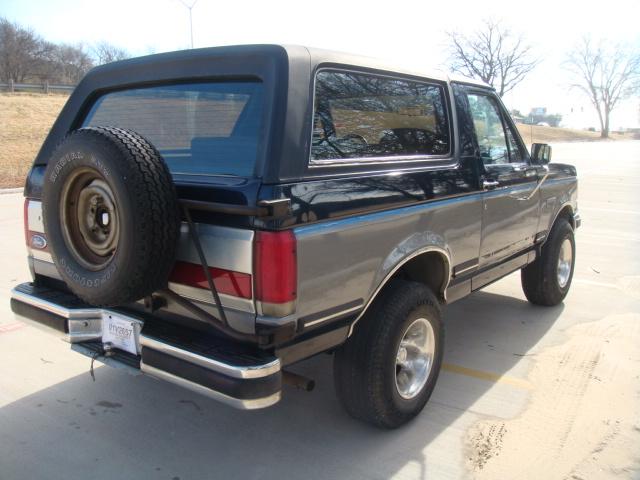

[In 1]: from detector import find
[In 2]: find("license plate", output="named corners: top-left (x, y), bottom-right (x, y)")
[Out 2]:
top-left (102, 313), bottom-right (141, 355)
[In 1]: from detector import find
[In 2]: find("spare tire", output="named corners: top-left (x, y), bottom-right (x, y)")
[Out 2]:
top-left (42, 126), bottom-right (180, 306)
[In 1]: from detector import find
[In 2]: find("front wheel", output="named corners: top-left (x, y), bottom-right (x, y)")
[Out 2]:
top-left (333, 280), bottom-right (444, 429)
top-left (521, 218), bottom-right (575, 306)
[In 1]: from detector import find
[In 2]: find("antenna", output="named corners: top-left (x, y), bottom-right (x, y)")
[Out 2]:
top-left (178, 0), bottom-right (198, 49)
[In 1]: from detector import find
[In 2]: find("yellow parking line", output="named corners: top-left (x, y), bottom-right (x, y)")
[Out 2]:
top-left (442, 363), bottom-right (534, 390)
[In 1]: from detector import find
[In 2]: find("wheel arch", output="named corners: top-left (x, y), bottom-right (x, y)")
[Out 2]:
top-left (348, 246), bottom-right (451, 337)
top-left (550, 203), bottom-right (576, 232)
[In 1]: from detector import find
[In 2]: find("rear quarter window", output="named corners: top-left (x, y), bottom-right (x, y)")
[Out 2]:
top-left (310, 70), bottom-right (451, 164)
top-left (82, 82), bottom-right (264, 177)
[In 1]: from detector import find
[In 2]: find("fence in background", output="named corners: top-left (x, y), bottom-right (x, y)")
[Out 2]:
top-left (0, 80), bottom-right (74, 94)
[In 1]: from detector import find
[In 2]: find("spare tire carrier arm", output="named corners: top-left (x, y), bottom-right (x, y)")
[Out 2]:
top-left (181, 203), bottom-right (229, 326)
top-left (170, 198), bottom-right (291, 343)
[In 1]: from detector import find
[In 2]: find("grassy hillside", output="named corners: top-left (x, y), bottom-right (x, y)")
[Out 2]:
top-left (0, 93), bottom-right (634, 188)
top-left (0, 93), bottom-right (69, 188)
top-left (516, 123), bottom-right (627, 145)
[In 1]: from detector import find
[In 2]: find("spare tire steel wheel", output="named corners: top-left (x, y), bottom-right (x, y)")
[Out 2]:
top-left (42, 126), bottom-right (180, 306)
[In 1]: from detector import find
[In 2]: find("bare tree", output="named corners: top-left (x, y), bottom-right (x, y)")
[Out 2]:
top-left (92, 41), bottom-right (129, 65)
top-left (54, 43), bottom-right (94, 84)
top-left (566, 38), bottom-right (640, 138)
top-left (446, 20), bottom-right (538, 97)
top-left (0, 18), bottom-right (47, 82)
top-left (0, 18), bottom-right (96, 85)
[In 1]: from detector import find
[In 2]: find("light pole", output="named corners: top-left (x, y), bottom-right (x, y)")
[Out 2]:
top-left (179, 0), bottom-right (198, 49)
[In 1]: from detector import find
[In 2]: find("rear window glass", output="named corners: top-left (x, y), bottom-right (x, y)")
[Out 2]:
top-left (82, 82), bottom-right (264, 177)
top-left (311, 71), bottom-right (450, 163)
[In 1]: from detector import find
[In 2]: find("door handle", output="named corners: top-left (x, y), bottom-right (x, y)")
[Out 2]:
top-left (482, 180), bottom-right (500, 190)
top-left (517, 172), bottom-right (550, 201)
top-left (513, 165), bottom-right (538, 178)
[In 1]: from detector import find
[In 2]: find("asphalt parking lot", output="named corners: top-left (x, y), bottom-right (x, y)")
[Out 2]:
top-left (1, 141), bottom-right (639, 480)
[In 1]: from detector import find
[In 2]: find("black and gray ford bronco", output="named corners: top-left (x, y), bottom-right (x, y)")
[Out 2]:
top-left (11, 45), bottom-right (579, 428)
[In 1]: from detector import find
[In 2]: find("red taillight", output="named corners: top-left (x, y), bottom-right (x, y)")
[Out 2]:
top-left (169, 261), bottom-right (252, 299)
top-left (254, 230), bottom-right (297, 305)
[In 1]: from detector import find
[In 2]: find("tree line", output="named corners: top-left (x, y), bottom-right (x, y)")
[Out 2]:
top-left (446, 19), bottom-right (639, 138)
top-left (0, 17), bottom-right (129, 86)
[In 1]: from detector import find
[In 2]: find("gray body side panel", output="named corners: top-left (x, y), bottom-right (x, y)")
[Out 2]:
top-left (479, 182), bottom-right (540, 266)
top-left (539, 175), bottom-right (579, 234)
top-left (292, 169), bottom-right (577, 334)
top-left (294, 193), bottom-right (482, 321)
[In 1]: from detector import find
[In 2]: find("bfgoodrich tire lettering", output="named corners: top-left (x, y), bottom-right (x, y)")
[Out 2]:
top-left (333, 280), bottom-right (444, 429)
top-left (42, 126), bottom-right (180, 306)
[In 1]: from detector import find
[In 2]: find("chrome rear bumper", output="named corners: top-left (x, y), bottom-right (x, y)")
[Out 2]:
top-left (10, 283), bottom-right (281, 410)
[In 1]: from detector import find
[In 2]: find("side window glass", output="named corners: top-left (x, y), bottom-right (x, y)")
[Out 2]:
top-left (310, 71), bottom-right (451, 163)
top-left (467, 93), bottom-right (508, 165)
top-left (505, 124), bottom-right (525, 163)
top-left (452, 84), bottom-right (476, 157)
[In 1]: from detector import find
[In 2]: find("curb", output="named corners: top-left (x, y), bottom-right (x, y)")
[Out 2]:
top-left (0, 187), bottom-right (24, 195)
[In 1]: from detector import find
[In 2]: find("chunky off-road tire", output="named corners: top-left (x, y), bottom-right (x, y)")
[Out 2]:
top-left (521, 218), bottom-right (575, 306)
top-left (42, 126), bottom-right (180, 306)
top-left (333, 280), bottom-right (444, 429)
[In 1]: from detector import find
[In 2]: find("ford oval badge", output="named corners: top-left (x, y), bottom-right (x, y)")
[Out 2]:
top-left (31, 234), bottom-right (47, 250)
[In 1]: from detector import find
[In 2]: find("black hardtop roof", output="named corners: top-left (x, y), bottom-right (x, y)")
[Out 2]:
top-left (87, 43), bottom-right (490, 88)
top-left (85, 44), bottom-right (291, 81)
top-left (32, 44), bottom-right (491, 184)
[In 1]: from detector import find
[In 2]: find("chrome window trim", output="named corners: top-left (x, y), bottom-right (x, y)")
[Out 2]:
top-left (347, 245), bottom-right (452, 337)
top-left (308, 67), bottom-right (454, 168)
top-left (301, 157), bottom-right (461, 180)
top-left (309, 154), bottom-right (455, 168)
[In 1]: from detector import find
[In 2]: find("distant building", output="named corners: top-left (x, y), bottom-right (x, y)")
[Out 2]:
top-left (525, 108), bottom-right (562, 127)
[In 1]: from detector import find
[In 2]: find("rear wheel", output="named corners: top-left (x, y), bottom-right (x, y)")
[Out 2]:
top-left (521, 218), bottom-right (575, 306)
top-left (333, 280), bottom-right (444, 429)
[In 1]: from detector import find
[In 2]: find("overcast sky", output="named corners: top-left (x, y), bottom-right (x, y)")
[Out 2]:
top-left (3, 0), bottom-right (639, 127)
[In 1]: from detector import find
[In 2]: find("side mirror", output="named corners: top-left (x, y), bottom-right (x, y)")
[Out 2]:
top-left (531, 143), bottom-right (552, 164)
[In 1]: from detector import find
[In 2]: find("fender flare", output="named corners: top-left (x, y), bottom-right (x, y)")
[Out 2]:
top-left (347, 245), bottom-right (451, 337)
